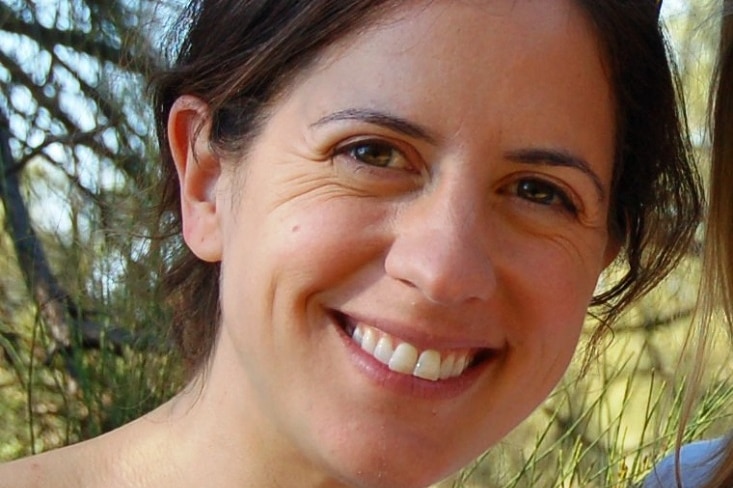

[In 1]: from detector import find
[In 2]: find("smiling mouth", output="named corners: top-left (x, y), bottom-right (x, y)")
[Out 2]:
top-left (334, 312), bottom-right (492, 382)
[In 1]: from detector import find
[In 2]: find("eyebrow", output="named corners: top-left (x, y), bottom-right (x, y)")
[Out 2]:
top-left (312, 110), bottom-right (606, 200)
top-left (311, 108), bottom-right (439, 144)
top-left (504, 148), bottom-right (607, 201)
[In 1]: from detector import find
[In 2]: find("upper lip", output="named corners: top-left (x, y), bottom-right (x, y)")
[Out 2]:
top-left (331, 308), bottom-right (504, 352)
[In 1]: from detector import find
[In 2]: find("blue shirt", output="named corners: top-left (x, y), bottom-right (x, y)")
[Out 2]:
top-left (643, 437), bottom-right (726, 488)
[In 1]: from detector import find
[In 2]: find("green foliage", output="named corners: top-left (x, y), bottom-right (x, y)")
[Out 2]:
top-left (1, 2), bottom-right (732, 488)
top-left (0, 0), bottom-right (183, 461)
top-left (436, 259), bottom-right (733, 487)
top-left (0, 315), bottom-right (181, 459)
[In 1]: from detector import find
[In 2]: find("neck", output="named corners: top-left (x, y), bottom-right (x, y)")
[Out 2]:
top-left (108, 341), bottom-right (349, 488)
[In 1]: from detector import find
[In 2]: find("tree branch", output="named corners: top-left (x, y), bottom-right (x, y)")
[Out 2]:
top-left (0, 115), bottom-right (72, 350)
top-left (0, 2), bottom-right (157, 72)
top-left (0, 115), bottom-right (137, 357)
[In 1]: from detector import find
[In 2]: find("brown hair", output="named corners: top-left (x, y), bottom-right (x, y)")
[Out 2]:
top-left (577, 1), bottom-right (702, 339)
top-left (694, 6), bottom-right (733, 488)
top-left (151, 0), bottom-right (702, 374)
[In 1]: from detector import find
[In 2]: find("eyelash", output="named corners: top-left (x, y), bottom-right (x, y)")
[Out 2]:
top-left (332, 139), bottom-right (580, 215)
top-left (332, 138), bottom-right (416, 173)
top-left (508, 177), bottom-right (579, 215)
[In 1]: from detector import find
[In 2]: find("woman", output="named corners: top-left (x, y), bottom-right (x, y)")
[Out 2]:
top-left (0, 1), bottom-right (701, 487)
top-left (643, 6), bottom-right (733, 488)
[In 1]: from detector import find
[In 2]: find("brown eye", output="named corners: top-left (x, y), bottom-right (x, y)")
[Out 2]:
top-left (516, 178), bottom-right (577, 213)
top-left (346, 141), bottom-right (410, 169)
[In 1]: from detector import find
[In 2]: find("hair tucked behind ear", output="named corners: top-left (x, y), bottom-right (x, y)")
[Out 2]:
top-left (150, 0), bottom-right (399, 375)
top-left (150, 0), bottom-right (703, 376)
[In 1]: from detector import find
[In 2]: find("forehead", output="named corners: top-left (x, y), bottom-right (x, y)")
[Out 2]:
top-left (321, 0), bottom-right (606, 78)
top-left (279, 0), bottom-right (615, 182)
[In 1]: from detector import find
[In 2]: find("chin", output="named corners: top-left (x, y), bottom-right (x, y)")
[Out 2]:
top-left (318, 441), bottom-right (475, 488)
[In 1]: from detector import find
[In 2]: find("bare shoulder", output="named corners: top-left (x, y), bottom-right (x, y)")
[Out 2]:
top-left (0, 417), bottom-right (154, 488)
top-left (0, 446), bottom-right (83, 488)
top-left (0, 399), bottom-right (192, 488)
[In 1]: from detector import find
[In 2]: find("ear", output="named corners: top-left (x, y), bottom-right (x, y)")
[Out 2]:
top-left (168, 95), bottom-right (223, 263)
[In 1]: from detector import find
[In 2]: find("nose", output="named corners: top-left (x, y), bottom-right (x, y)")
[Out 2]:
top-left (384, 183), bottom-right (496, 305)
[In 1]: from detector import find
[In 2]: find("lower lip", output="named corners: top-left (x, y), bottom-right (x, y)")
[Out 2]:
top-left (332, 313), bottom-right (495, 400)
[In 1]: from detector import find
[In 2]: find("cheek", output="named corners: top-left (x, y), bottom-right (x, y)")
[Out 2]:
top-left (500, 262), bottom-right (591, 400)
top-left (499, 234), bottom-right (605, 358)
top-left (265, 197), bottom-right (393, 285)
top-left (511, 226), bottom-right (607, 295)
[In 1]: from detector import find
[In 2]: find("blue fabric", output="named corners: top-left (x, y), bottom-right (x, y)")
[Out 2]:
top-left (643, 437), bottom-right (726, 488)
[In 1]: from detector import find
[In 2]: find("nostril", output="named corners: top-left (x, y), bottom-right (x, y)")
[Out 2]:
top-left (396, 277), bottom-right (418, 289)
top-left (385, 227), bottom-right (496, 305)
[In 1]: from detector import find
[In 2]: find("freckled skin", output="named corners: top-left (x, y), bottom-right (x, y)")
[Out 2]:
top-left (0, 1), bottom-right (618, 488)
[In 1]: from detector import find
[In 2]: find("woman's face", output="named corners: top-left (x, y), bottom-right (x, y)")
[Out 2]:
top-left (177, 0), bottom-right (617, 486)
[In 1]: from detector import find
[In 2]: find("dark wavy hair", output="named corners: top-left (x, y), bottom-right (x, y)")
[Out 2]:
top-left (150, 0), bottom-right (702, 374)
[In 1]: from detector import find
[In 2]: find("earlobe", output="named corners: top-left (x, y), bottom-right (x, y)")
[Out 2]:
top-left (168, 95), bottom-right (223, 263)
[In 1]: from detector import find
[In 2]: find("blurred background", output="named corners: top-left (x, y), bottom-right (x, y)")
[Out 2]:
top-left (0, 1), bottom-right (731, 486)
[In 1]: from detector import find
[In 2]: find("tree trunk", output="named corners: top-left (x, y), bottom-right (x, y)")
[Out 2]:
top-left (0, 118), bottom-right (73, 351)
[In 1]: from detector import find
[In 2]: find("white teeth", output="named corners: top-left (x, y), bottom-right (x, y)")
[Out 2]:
top-left (373, 336), bottom-right (394, 365)
top-left (389, 343), bottom-right (419, 374)
top-left (352, 326), bottom-right (363, 344)
top-left (453, 355), bottom-right (469, 377)
top-left (414, 350), bottom-right (441, 381)
top-left (349, 324), bottom-right (476, 381)
top-left (361, 327), bottom-right (377, 354)
top-left (439, 353), bottom-right (457, 380)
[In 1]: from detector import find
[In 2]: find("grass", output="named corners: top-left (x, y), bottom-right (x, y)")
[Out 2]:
top-left (1, 0), bottom-right (726, 485)
top-left (3, 258), bottom-right (733, 487)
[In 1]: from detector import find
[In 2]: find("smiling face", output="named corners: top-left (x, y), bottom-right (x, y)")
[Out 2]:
top-left (172, 0), bottom-right (617, 486)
